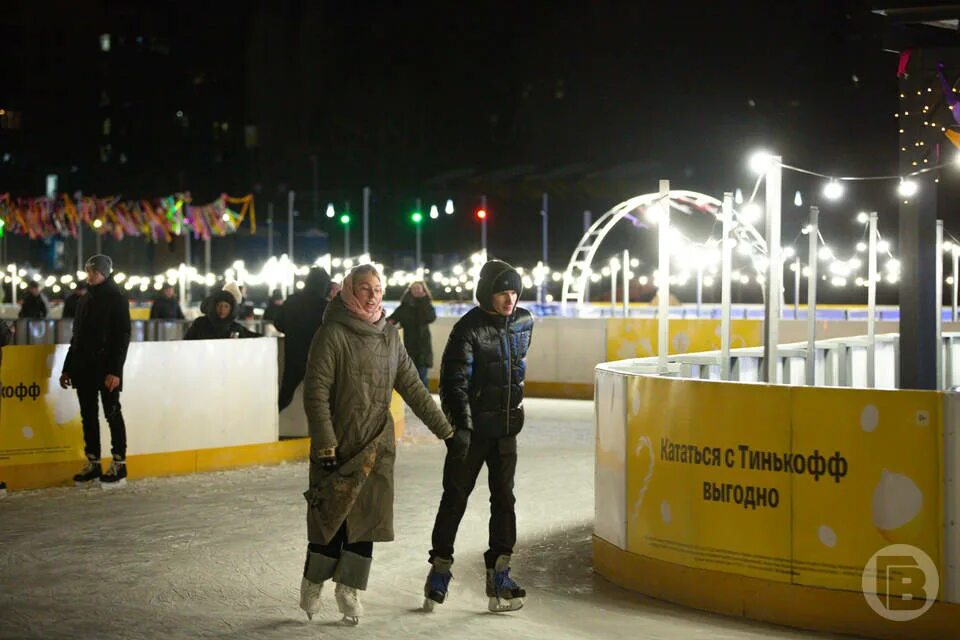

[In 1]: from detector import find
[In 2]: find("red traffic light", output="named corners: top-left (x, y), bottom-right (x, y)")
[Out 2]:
top-left (475, 208), bottom-right (487, 220)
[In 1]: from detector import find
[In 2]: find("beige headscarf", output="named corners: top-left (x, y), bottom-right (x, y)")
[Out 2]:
top-left (339, 267), bottom-right (383, 324)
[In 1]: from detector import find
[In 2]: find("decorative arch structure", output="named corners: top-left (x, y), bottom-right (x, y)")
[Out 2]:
top-left (560, 190), bottom-right (763, 309)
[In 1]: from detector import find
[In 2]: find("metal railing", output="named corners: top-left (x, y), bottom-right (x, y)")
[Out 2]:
top-left (10, 318), bottom-right (279, 345)
top-left (621, 332), bottom-right (960, 391)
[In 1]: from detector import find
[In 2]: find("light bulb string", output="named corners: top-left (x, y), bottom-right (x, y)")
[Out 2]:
top-left (779, 161), bottom-right (945, 182)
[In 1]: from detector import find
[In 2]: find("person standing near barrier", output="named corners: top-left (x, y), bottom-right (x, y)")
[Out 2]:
top-left (62, 282), bottom-right (87, 319)
top-left (274, 268), bottom-right (331, 412)
top-left (0, 318), bottom-right (11, 497)
top-left (183, 290), bottom-right (259, 340)
top-left (387, 281), bottom-right (437, 388)
top-left (149, 283), bottom-right (185, 320)
top-left (423, 259), bottom-right (533, 613)
top-left (18, 282), bottom-right (47, 319)
top-left (60, 254), bottom-right (132, 488)
top-left (299, 264), bottom-right (453, 625)
top-left (262, 289), bottom-right (284, 323)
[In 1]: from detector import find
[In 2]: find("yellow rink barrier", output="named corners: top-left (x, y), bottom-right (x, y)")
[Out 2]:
top-left (605, 317), bottom-right (763, 361)
top-left (0, 341), bottom-right (405, 491)
top-left (594, 368), bottom-right (960, 639)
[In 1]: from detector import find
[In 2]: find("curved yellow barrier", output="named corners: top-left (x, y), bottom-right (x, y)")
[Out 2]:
top-left (594, 369), bottom-right (960, 639)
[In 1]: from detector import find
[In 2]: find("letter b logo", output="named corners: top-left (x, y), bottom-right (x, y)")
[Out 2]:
top-left (863, 545), bottom-right (938, 621)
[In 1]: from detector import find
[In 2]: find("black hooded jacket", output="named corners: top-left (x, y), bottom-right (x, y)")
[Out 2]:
top-left (387, 290), bottom-right (437, 368)
top-left (274, 268), bottom-right (331, 373)
top-left (62, 276), bottom-right (131, 387)
top-left (184, 291), bottom-right (259, 340)
top-left (150, 295), bottom-right (185, 319)
top-left (439, 261), bottom-right (533, 438)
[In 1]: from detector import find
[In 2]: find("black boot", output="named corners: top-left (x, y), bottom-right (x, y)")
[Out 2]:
top-left (100, 458), bottom-right (127, 488)
top-left (73, 458), bottom-right (102, 485)
top-left (485, 554), bottom-right (525, 612)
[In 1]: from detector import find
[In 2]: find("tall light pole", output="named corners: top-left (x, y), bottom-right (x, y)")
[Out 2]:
top-left (362, 186), bottom-right (371, 256)
top-left (310, 155), bottom-right (319, 220)
top-left (267, 202), bottom-right (274, 259)
top-left (720, 193), bottom-right (733, 380)
top-left (540, 192), bottom-right (548, 305)
top-left (287, 190), bottom-right (295, 262)
top-left (805, 206), bottom-right (819, 386)
top-left (762, 155), bottom-right (783, 384)
top-left (480, 194), bottom-right (488, 259)
top-left (415, 198), bottom-right (423, 269)
top-left (657, 180), bottom-right (670, 375)
top-left (340, 212), bottom-right (351, 260)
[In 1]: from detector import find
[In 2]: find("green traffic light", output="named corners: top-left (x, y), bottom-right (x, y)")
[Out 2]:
top-left (340, 213), bottom-right (351, 225)
top-left (411, 211), bottom-right (423, 224)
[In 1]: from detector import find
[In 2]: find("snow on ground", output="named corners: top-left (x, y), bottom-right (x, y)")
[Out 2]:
top-left (0, 398), bottom-right (852, 639)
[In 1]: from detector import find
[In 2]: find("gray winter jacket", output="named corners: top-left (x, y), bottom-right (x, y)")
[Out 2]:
top-left (302, 295), bottom-right (452, 544)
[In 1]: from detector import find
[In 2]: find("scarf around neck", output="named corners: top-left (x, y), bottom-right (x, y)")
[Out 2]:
top-left (339, 270), bottom-right (383, 324)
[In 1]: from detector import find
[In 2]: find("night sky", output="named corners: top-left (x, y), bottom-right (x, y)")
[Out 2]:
top-left (0, 1), bottom-right (929, 286)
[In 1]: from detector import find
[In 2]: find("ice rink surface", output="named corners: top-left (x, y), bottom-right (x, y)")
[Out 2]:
top-left (0, 398), bottom-right (851, 639)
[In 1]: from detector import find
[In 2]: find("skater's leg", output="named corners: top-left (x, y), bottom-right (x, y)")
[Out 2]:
top-left (74, 384), bottom-right (103, 483)
top-left (483, 436), bottom-right (524, 612)
top-left (429, 436), bottom-right (489, 562)
top-left (333, 526), bottom-right (372, 625)
top-left (308, 522), bottom-right (348, 559)
top-left (77, 384), bottom-right (101, 461)
top-left (483, 436), bottom-right (518, 569)
top-left (300, 523), bottom-right (346, 620)
top-left (100, 387), bottom-right (126, 460)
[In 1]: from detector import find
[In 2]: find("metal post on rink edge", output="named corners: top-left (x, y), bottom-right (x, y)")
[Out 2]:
top-left (622, 249), bottom-right (630, 317)
top-left (867, 212), bottom-right (878, 388)
top-left (937, 219), bottom-right (944, 389)
top-left (805, 206), bottom-right (819, 386)
top-left (793, 257), bottom-right (800, 320)
top-left (657, 180), bottom-right (670, 375)
top-left (720, 192), bottom-right (733, 380)
top-left (762, 156), bottom-right (782, 384)
top-left (953, 244), bottom-right (959, 322)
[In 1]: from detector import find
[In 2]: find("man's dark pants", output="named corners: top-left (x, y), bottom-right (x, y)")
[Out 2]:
top-left (76, 379), bottom-right (126, 460)
top-left (430, 433), bottom-right (517, 568)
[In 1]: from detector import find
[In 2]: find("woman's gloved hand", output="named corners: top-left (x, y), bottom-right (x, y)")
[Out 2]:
top-left (315, 447), bottom-right (338, 471)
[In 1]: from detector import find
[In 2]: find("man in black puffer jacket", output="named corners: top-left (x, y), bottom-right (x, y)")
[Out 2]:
top-left (423, 259), bottom-right (533, 614)
top-left (59, 254), bottom-right (132, 488)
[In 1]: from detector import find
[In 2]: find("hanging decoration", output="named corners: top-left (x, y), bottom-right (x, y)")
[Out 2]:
top-left (0, 192), bottom-right (255, 243)
top-left (935, 62), bottom-right (960, 126)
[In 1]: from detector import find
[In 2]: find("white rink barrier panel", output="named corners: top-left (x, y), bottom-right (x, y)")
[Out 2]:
top-left (0, 339), bottom-right (281, 488)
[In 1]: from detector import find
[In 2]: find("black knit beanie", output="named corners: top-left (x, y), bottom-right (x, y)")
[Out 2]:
top-left (476, 260), bottom-right (522, 312)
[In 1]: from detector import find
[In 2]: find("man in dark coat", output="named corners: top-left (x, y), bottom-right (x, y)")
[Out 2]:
top-left (0, 318), bottom-right (11, 496)
top-left (423, 259), bottom-right (534, 613)
top-left (18, 282), bottom-right (48, 319)
top-left (149, 283), bottom-right (185, 320)
top-left (274, 267), bottom-right (331, 411)
top-left (62, 282), bottom-right (88, 319)
top-left (59, 254), bottom-right (132, 488)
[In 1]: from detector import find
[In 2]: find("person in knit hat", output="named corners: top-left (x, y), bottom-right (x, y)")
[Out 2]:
top-left (60, 254), bottom-right (132, 488)
top-left (422, 259), bottom-right (533, 613)
top-left (184, 290), bottom-right (259, 340)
